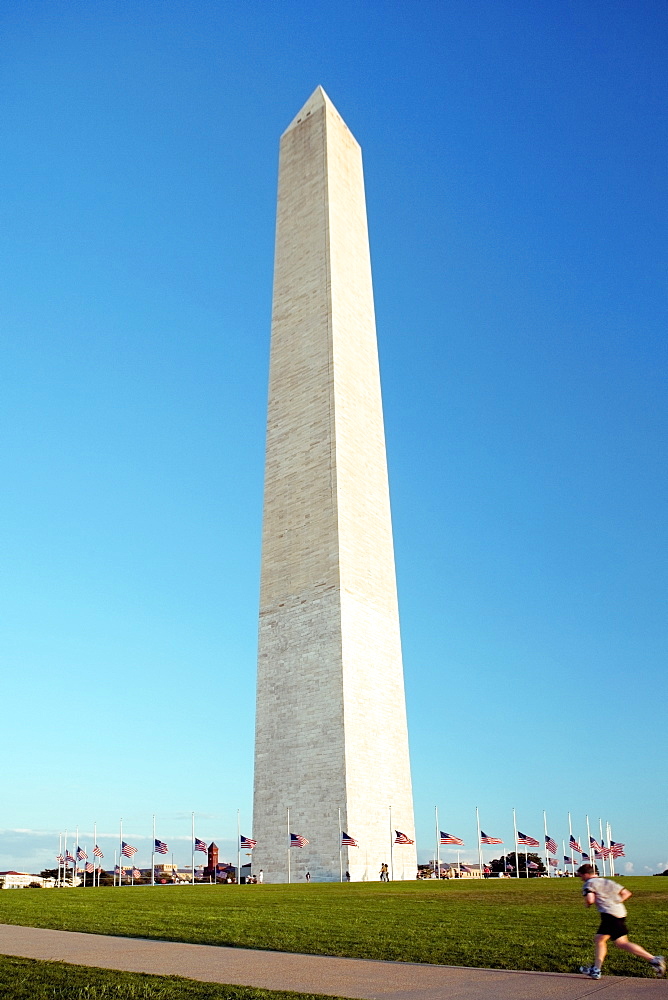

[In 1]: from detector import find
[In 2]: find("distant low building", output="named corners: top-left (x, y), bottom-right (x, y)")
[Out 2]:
top-left (0, 871), bottom-right (56, 889)
top-left (427, 863), bottom-right (484, 879)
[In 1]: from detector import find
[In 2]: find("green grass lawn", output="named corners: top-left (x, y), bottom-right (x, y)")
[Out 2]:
top-left (0, 954), bottom-right (348, 1000)
top-left (0, 879), bottom-right (665, 977)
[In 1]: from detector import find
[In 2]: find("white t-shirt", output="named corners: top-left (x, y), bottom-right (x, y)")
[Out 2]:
top-left (583, 877), bottom-right (627, 917)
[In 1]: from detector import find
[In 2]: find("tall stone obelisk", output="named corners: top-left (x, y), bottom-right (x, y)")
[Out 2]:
top-left (253, 87), bottom-right (416, 882)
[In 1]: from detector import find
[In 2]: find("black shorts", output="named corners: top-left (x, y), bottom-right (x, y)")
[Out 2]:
top-left (597, 913), bottom-right (629, 940)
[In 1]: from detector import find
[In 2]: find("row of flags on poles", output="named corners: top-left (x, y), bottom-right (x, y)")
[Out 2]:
top-left (114, 865), bottom-right (142, 879)
top-left (57, 846), bottom-right (104, 866)
top-left (55, 812), bottom-right (622, 875)
top-left (437, 829), bottom-right (625, 860)
top-left (57, 830), bottom-right (416, 867)
top-left (291, 831), bottom-right (415, 848)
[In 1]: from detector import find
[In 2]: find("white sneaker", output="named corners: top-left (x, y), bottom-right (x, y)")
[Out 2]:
top-left (650, 956), bottom-right (666, 978)
top-left (579, 965), bottom-right (601, 979)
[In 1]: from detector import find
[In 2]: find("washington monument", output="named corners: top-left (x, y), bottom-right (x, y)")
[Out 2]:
top-left (252, 87), bottom-right (416, 882)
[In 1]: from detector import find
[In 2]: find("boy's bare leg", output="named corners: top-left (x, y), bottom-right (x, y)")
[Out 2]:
top-left (614, 936), bottom-right (655, 961)
top-left (594, 935), bottom-right (609, 968)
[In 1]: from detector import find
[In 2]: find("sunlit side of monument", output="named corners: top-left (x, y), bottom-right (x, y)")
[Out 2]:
top-left (253, 87), bottom-right (416, 882)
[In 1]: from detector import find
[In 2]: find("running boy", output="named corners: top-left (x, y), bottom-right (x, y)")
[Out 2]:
top-left (576, 863), bottom-right (665, 979)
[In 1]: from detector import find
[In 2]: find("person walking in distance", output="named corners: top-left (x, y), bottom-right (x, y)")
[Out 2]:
top-left (305, 871), bottom-right (311, 882)
top-left (576, 864), bottom-right (665, 979)
top-left (257, 869), bottom-right (263, 884)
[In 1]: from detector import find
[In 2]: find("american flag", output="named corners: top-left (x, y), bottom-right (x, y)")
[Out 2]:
top-left (240, 835), bottom-right (257, 849)
top-left (56, 854), bottom-right (65, 863)
top-left (195, 838), bottom-right (207, 852)
top-left (121, 841), bottom-right (138, 858)
top-left (517, 831), bottom-right (539, 846)
top-left (569, 835), bottom-right (582, 852)
top-left (394, 830), bottom-right (414, 845)
top-left (564, 856), bottom-right (575, 864)
top-left (65, 852), bottom-right (76, 865)
top-left (154, 839), bottom-right (168, 854)
top-left (527, 861), bottom-right (539, 869)
top-left (76, 847), bottom-right (88, 861)
top-left (549, 858), bottom-right (558, 867)
top-left (610, 841), bottom-right (625, 858)
top-left (132, 868), bottom-right (141, 879)
top-left (85, 862), bottom-right (94, 873)
top-left (290, 833), bottom-right (309, 848)
top-left (545, 835), bottom-right (557, 855)
top-left (590, 837), bottom-right (608, 859)
top-left (440, 831), bottom-right (464, 845)
top-left (581, 851), bottom-right (590, 861)
top-left (480, 831), bottom-right (503, 845)
top-left (460, 864), bottom-right (473, 873)
top-left (341, 832), bottom-right (358, 847)
top-left (93, 845), bottom-right (104, 858)
top-left (114, 865), bottom-right (120, 874)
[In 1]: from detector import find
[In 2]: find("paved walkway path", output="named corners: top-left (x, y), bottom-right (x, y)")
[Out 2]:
top-left (1, 924), bottom-right (666, 999)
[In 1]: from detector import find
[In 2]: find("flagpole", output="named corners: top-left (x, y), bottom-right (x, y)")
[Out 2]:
top-left (389, 805), bottom-right (393, 882)
top-left (567, 811), bottom-right (575, 871)
top-left (237, 810), bottom-right (241, 886)
top-left (435, 806), bottom-right (440, 876)
top-left (114, 849), bottom-right (117, 887)
top-left (193, 812), bottom-right (197, 886)
top-left (338, 807), bottom-right (343, 883)
top-left (93, 822), bottom-right (96, 888)
top-left (475, 806), bottom-right (483, 877)
top-left (568, 812), bottom-right (575, 875)
top-left (287, 807), bottom-right (291, 884)
top-left (543, 811), bottom-right (549, 877)
top-left (150, 815), bottom-right (155, 886)
top-left (58, 832), bottom-right (62, 888)
top-left (586, 814), bottom-right (593, 872)
top-left (119, 818), bottom-right (123, 887)
top-left (599, 818), bottom-right (607, 877)
top-left (606, 821), bottom-right (611, 875)
top-left (75, 826), bottom-right (79, 887)
top-left (512, 808), bottom-right (519, 878)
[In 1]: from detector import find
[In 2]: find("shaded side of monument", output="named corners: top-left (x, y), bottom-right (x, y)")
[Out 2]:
top-left (253, 87), bottom-right (416, 882)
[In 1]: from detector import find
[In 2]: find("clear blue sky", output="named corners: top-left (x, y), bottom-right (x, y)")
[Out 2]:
top-left (2, 0), bottom-right (666, 876)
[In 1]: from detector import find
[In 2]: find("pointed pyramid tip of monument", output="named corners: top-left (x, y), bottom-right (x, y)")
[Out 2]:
top-left (283, 86), bottom-right (342, 134)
